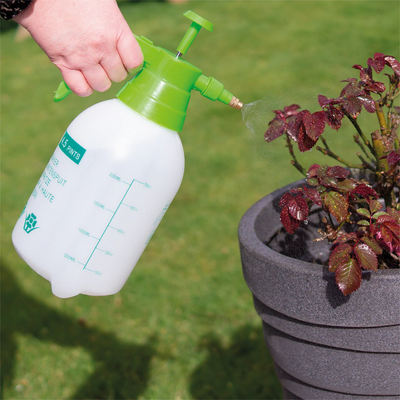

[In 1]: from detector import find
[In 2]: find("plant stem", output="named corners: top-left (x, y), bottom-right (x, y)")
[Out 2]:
top-left (371, 130), bottom-right (390, 173)
top-left (375, 102), bottom-right (389, 136)
top-left (373, 101), bottom-right (392, 174)
top-left (383, 81), bottom-right (400, 149)
top-left (353, 135), bottom-right (375, 163)
top-left (344, 112), bottom-right (377, 158)
top-left (285, 133), bottom-right (306, 176)
top-left (356, 152), bottom-right (376, 172)
top-left (317, 138), bottom-right (367, 169)
top-left (388, 110), bottom-right (400, 150)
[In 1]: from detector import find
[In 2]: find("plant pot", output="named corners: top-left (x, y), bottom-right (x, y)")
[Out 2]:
top-left (238, 180), bottom-right (400, 399)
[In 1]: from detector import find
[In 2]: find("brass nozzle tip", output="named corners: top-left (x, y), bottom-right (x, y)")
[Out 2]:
top-left (229, 96), bottom-right (243, 110)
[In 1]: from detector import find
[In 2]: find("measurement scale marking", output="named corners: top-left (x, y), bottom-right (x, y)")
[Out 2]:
top-left (83, 178), bottom-right (151, 270)
top-left (122, 203), bottom-right (138, 211)
top-left (84, 178), bottom-right (135, 269)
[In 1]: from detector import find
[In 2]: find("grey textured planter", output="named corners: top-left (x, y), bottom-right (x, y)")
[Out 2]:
top-left (238, 180), bottom-right (400, 399)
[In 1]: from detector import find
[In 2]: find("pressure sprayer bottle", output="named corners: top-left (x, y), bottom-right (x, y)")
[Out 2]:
top-left (12, 11), bottom-right (243, 298)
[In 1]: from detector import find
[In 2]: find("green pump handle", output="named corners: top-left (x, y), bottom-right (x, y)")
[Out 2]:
top-left (54, 11), bottom-right (243, 131)
top-left (176, 10), bottom-right (213, 56)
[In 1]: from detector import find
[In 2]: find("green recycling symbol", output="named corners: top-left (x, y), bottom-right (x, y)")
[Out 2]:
top-left (23, 213), bottom-right (39, 234)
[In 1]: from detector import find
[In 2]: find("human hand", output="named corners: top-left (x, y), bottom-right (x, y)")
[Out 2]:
top-left (14, 0), bottom-right (143, 97)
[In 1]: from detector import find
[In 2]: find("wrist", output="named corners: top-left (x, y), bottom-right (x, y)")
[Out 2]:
top-left (12, 0), bottom-right (37, 27)
top-left (1, 0), bottom-right (33, 21)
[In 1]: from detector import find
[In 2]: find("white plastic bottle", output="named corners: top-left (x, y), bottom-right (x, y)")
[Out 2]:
top-left (12, 99), bottom-right (185, 298)
top-left (12, 12), bottom-right (242, 298)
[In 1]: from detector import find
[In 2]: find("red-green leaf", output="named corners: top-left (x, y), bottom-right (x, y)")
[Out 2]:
top-left (294, 111), bottom-right (324, 152)
top-left (381, 225), bottom-right (395, 249)
top-left (368, 53), bottom-right (386, 73)
top-left (387, 150), bottom-right (400, 166)
top-left (388, 208), bottom-right (400, 224)
top-left (354, 243), bottom-right (378, 271)
top-left (384, 55), bottom-right (400, 76)
top-left (280, 192), bottom-right (295, 209)
top-left (376, 214), bottom-right (397, 224)
top-left (298, 127), bottom-right (318, 152)
top-left (377, 215), bottom-right (400, 236)
top-left (284, 104), bottom-right (301, 116)
top-left (318, 95), bottom-right (331, 108)
top-left (307, 164), bottom-right (320, 178)
top-left (280, 207), bottom-right (301, 234)
top-left (357, 220), bottom-right (370, 226)
top-left (329, 166), bottom-right (349, 179)
top-left (265, 105), bottom-right (302, 142)
top-left (361, 236), bottom-right (383, 255)
top-left (352, 184), bottom-right (378, 200)
top-left (304, 111), bottom-right (326, 140)
top-left (357, 208), bottom-right (371, 218)
top-left (303, 186), bottom-right (322, 206)
top-left (322, 191), bottom-right (348, 223)
top-left (372, 211), bottom-right (390, 219)
top-left (352, 64), bottom-right (386, 94)
top-left (342, 97), bottom-right (362, 118)
top-left (286, 117), bottom-right (298, 141)
top-left (369, 200), bottom-right (383, 214)
top-left (340, 78), bottom-right (363, 97)
top-left (367, 53), bottom-right (400, 78)
top-left (320, 176), bottom-right (339, 188)
top-left (335, 257), bottom-right (362, 296)
top-left (288, 195), bottom-right (309, 221)
top-left (358, 95), bottom-right (376, 113)
top-left (333, 232), bottom-right (358, 245)
top-left (295, 112), bottom-right (319, 152)
top-left (317, 165), bottom-right (329, 180)
top-left (265, 118), bottom-right (286, 142)
top-left (290, 187), bottom-right (303, 195)
top-left (337, 179), bottom-right (357, 191)
top-left (280, 192), bottom-right (309, 222)
top-left (324, 104), bottom-right (344, 131)
top-left (329, 243), bottom-right (352, 272)
top-left (307, 177), bottom-right (319, 186)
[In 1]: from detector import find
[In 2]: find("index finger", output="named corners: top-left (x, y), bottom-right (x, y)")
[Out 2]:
top-left (117, 24), bottom-right (144, 73)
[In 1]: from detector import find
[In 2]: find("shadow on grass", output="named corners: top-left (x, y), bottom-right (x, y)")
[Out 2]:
top-left (189, 324), bottom-right (283, 400)
top-left (1, 265), bottom-right (157, 399)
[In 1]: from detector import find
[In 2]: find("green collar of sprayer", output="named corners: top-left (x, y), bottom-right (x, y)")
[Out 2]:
top-left (117, 36), bottom-right (203, 133)
top-left (54, 11), bottom-right (236, 133)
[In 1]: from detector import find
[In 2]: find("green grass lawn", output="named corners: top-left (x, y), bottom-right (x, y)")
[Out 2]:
top-left (1, 1), bottom-right (399, 399)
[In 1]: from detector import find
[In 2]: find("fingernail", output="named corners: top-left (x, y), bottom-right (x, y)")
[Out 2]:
top-left (128, 63), bottom-right (144, 76)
